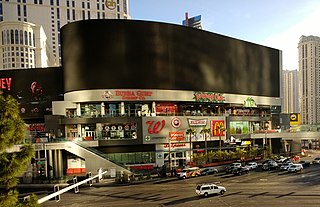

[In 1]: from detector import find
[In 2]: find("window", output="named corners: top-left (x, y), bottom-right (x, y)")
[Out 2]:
top-left (24, 31), bottom-right (28, 45)
top-left (19, 30), bottom-right (23, 44)
top-left (23, 5), bottom-right (27, 16)
top-left (17, 5), bottom-right (21, 16)
top-left (10, 29), bottom-right (14, 44)
top-left (28, 32), bottom-right (32, 46)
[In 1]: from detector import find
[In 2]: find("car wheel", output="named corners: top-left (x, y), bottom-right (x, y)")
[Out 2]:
top-left (220, 190), bottom-right (225, 195)
top-left (204, 192), bottom-right (208, 197)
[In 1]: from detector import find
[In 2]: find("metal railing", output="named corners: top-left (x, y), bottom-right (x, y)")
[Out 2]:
top-left (37, 170), bottom-right (108, 204)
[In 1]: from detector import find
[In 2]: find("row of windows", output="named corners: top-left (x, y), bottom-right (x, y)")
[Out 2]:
top-left (1, 30), bottom-right (35, 47)
top-left (2, 62), bottom-right (33, 69)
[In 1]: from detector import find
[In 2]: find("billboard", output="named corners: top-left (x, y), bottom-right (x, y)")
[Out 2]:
top-left (0, 68), bottom-right (64, 119)
top-left (61, 20), bottom-right (280, 97)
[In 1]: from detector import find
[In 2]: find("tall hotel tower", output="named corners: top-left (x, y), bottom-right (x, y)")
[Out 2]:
top-left (298, 35), bottom-right (320, 124)
top-left (282, 69), bottom-right (299, 114)
top-left (0, 0), bottom-right (130, 69)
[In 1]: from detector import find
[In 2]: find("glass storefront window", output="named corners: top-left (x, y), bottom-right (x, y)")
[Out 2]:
top-left (100, 122), bottom-right (137, 140)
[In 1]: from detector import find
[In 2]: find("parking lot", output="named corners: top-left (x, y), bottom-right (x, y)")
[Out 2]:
top-left (40, 162), bottom-right (320, 207)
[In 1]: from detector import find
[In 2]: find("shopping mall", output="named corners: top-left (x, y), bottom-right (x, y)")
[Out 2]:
top-left (1, 19), bottom-right (285, 177)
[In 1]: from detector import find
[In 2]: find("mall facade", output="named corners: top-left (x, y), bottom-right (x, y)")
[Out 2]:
top-left (1, 19), bottom-right (283, 174)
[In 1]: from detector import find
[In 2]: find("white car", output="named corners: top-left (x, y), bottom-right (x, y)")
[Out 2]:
top-left (287, 164), bottom-right (303, 172)
top-left (196, 183), bottom-right (226, 197)
top-left (244, 162), bottom-right (258, 170)
top-left (280, 162), bottom-right (293, 171)
top-left (312, 157), bottom-right (320, 164)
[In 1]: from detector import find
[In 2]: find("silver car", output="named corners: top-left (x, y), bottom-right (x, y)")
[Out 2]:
top-left (287, 164), bottom-right (303, 172)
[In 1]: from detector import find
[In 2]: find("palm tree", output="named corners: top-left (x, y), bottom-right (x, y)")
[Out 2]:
top-left (186, 127), bottom-right (196, 164)
top-left (200, 127), bottom-right (211, 162)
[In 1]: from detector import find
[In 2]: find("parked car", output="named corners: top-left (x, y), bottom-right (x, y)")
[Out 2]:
top-left (287, 164), bottom-right (303, 172)
top-left (262, 160), bottom-right (278, 170)
top-left (279, 162), bottom-right (293, 171)
top-left (312, 157), bottom-right (320, 164)
top-left (225, 162), bottom-right (242, 174)
top-left (196, 183), bottom-right (226, 197)
top-left (244, 162), bottom-right (258, 170)
top-left (232, 167), bottom-right (249, 175)
top-left (201, 167), bottom-right (218, 176)
top-left (299, 160), bottom-right (311, 168)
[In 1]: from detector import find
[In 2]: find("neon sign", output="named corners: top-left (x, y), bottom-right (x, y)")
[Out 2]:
top-left (0, 78), bottom-right (12, 91)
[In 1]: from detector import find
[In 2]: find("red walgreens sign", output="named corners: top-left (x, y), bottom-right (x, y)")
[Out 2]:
top-left (169, 132), bottom-right (184, 141)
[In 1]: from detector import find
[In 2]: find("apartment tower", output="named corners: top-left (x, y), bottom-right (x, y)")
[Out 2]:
top-left (298, 35), bottom-right (320, 124)
top-left (282, 69), bottom-right (299, 114)
top-left (0, 0), bottom-right (130, 69)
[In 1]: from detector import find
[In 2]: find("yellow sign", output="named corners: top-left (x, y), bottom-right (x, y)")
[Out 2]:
top-left (290, 113), bottom-right (300, 126)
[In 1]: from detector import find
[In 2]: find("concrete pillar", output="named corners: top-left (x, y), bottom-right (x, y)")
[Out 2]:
top-left (54, 150), bottom-right (58, 178)
top-left (76, 103), bottom-right (81, 116)
top-left (57, 149), bottom-right (63, 177)
top-left (101, 102), bottom-right (105, 116)
top-left (48, 150), bottom-right (53, 178)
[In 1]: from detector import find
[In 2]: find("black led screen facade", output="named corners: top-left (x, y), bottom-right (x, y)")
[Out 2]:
top-left (0, 67), bottom-right (64, 119)
top-left (61, 20), bottom-right (281, 97)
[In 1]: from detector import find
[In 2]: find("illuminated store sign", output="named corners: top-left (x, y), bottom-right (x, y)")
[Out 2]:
top-left (0, 77), bottom-right (12, 91)
top-left (211, 120), bottom-right (225, 136)
top-left (193, 91), bottom-right (225, 103)
top-left (243, 97), bottom-right (257, 107)
top-left (188, 118), bottom-right (207, 127)
top-left (115, 90), bottom-right (153, 100)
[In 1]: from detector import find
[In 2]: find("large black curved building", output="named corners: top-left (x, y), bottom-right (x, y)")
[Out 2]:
top-left (61, 19), bottom-right (280, 97)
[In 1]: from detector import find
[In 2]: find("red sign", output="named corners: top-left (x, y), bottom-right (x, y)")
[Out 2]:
top-left (169, 132), bottom-right (184, 141)
top-left (164, 143), bottom-right (187, 149)
top-left (145, 120), bottom-right (165, 134)
top-left (211, 120), bottom-right (225, 136)
top-left (0, 78), bottom-right (12, 91)
top-left (115, 90), bottom-right (153, 100)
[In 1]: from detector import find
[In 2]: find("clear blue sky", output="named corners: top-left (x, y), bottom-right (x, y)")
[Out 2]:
top-left (129, 0), bottom-right (320, 70)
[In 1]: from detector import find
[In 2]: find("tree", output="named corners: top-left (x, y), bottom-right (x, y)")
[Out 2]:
top-left (186, 127), bottom-right (196, 164)
top-left (200, 127), bottom-right (211, 163)
top-left (0, 93), bottom-right (38, 207)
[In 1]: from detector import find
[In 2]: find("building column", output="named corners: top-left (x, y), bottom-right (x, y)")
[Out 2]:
top-left (76, 103), bottom-right (81, 116)
top-left (48, 149), bottom-right (53, 178)
top-left (57, 149), bottom-right (63, 177)
top-left (54, 150), bottom-right (58, 177)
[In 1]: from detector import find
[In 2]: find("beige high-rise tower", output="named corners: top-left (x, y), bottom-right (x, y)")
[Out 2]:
top-left (282, 69), bottom-right (299, 114)
top-left (298, 35), bottom-right (320, 124)
top-left (0, 0), bottom-right (131, 69)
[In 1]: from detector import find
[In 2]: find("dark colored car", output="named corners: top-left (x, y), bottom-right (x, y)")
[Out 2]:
top-left (232, 167), bottom-right (249, 175)
top-left (225, 163), bottom-right (242, 174)
top-left (201, 167), bottom-right (219, 175)
top-left (299, 160), bottom-right (310, 167)
top-left (262, 160), bottom-right (278, 170)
